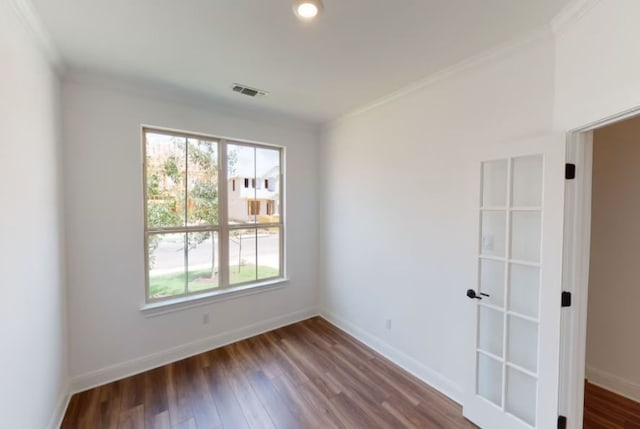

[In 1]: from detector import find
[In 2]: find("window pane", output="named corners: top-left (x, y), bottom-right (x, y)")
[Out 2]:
top-left (479, 259), bottom-right (505, 308)
top-left (146, 132), bottom-right (186, 228)
top-left (506, 367), bottom-right (537, 426)
top-left (257, 226), bottom-right (280, 280)
top-left (229, 228), bottom-right (257, 284)
top-left (187, 138), bottom-right (219, 227)
top-left (482, 159), bottom-right (508, 208)
top-left (509, 264), bottom-right (540, 318)
top-left (477, 353), bottom-right (503, 407)
top-left (478, 306), bottom-right (504, 357)
top-left (507, 315), bottom-right (538, 373)
top-left (187, 231), bottom-right (219, 293)
top-left (510, 211), bottom-right (541, 262)
top-left (480, 211), bottom-right (506, 258)
top-left (148, 232), bottom-right (186, 299)
top-left (227, 144), bottom-right (257, 224)
top-left (256, 147), bottom-right (281, 224)
top-left (511, 155), bottom-right (543, 207)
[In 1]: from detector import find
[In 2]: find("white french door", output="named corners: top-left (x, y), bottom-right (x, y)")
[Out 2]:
top-left (463, 137), bottom-right (564, 429)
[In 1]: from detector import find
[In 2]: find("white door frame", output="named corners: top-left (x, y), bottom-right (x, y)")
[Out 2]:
top-left (560, 106), bottom-right (640, 428)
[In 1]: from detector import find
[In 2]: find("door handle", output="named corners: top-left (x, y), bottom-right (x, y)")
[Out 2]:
top-left (467, 289), bottom-right (490, 300)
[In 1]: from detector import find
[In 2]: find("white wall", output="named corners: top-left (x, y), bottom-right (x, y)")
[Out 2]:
top-left (0, 2), bottom-right (67, 428)
top-left (320, 34), bottom-right (557, 400)
top-left (586, 116), bottom-right (640, 401)
top-left (62, 74), bottom-right (320, 390)
top-left (554, 0), bottom-right (640, 131)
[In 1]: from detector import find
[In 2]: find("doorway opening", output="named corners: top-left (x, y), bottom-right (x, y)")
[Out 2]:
top-left (561, 108), bottom-right (640, 428)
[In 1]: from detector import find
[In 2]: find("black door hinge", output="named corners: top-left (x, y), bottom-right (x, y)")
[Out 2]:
top-left (558, 415), bottom-right (567, 429)
top-left (565, 163), bottom-right (576, 180)
top-left (561, 291), bottom-right (572, 308)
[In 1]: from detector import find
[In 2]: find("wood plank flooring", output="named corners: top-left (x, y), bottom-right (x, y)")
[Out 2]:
top-left (584, 381), bottom-right (640, 428)
top-left (61, 317), bottom-right (477, 429)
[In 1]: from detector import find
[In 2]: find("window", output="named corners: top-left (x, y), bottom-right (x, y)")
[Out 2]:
top-left (247, 200), bottom-right (260, 216)
top-left (143, 128), bottom-right (284, 303)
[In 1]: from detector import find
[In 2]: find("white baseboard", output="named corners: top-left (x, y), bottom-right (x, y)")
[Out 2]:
top-left (46, 383), bottom-right (71, 429)
top-left (586, 365), bottom-right (640, 403)
top-left (320, 309), bottom-right (463, 404)
top-left (70, 307), bottom-right (318, 393)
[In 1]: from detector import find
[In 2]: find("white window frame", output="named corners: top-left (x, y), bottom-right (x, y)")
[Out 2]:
top-left (142, 126), bottom-right (285, 308)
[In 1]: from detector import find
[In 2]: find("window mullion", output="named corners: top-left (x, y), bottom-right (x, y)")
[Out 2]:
top-left (184, 138), bottom-right (189, 295)
top-left (253, 147), bottom-right (259, 280)
top-left (219, 140), bottom-right (230, 289)
top-left (279, 148), bottom-right (285, 277)
top-left (142, 130), bottom-right (151, 301)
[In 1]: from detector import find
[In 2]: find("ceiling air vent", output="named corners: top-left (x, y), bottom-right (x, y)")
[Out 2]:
top-left (231, 83), bottom-right (270, 98)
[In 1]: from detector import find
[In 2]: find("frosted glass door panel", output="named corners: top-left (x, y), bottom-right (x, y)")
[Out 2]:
top-left (470, 152), bottom-right (548, 429)
top-left (478, 306), bottom-right (504, 357)
top-left (482, 160), bottom-right (508, 207)
top-left (506, 368), bottom-right (537, 427)
top-left (477, 353), bottom-right (503, 407)
top-left (480, 259), bottom-right (505, 307)
top-left (511, 211), bottom-right (541, 262)
top-left (481, 211), bottom-right (506, 257)
top-left (507, 316), bottom-right (538, 373)
top-left (509, 264), bottom-right (540, 318)
top-left (511, 155), bottom-right (543, 207)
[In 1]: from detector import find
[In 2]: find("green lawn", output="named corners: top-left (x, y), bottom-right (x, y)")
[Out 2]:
top-left (149, 265), bottom-right (279, 298)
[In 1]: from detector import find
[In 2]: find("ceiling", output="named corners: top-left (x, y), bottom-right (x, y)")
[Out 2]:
top-left (30, 0), bottom-right (571, 124)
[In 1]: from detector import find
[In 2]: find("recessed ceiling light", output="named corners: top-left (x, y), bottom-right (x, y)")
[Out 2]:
top-left (293, 0), bottom-right (324, 20)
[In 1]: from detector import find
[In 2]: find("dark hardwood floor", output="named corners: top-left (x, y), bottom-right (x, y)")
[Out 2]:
top-left (61, 317), bottom-right (477, 429)
top-left (584, 381), bottom-right (640, 429)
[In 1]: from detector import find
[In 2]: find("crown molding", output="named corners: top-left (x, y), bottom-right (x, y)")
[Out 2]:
top-left (328, 26), bottom-right (554, 127)
top-left (9, 0), bottom-right (65, 72)
top-left (551, 0), bottom-right (602, 36)
top-left (325, 0), bottom-right (604, 128)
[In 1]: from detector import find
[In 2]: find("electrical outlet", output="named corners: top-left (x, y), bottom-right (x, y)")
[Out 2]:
top-left (202, 313), bottom-right (209, 325)
top-left (385, 319), bottom-right (392, 330)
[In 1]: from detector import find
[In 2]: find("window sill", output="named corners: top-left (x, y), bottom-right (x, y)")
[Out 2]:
top-left (140, 278), bottom-right (289, 318)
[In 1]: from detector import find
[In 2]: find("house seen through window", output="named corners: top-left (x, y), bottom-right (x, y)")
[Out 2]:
top-left (143, 128), bottom-right (284, 303)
